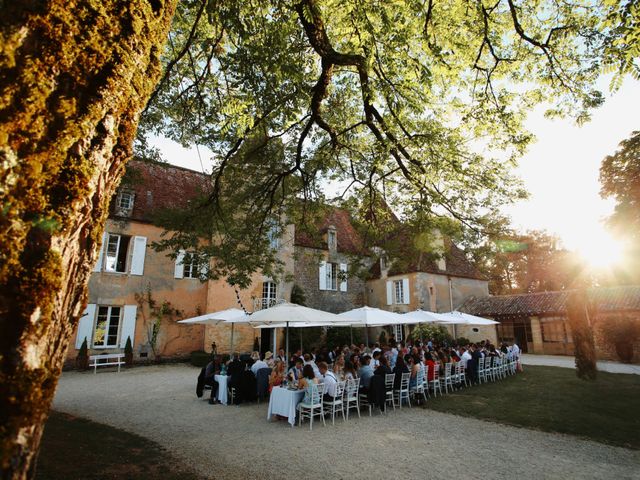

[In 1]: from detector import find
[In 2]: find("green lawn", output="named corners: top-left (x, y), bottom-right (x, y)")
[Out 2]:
top-left (37, 411), bottom-right (202, 480)
top-left (425, 365), bottom-right (640, 450)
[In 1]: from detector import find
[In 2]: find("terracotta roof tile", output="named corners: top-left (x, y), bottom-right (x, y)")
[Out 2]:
top-left (111, 160), bottom-right (210, 222)
top-left (294, 208), bottom-right (366, 255)
top-left (460, 285), bottom-right (640, 317)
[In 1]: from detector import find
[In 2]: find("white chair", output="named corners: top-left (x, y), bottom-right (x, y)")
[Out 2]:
top-left (411, 366), bottom-right (427, 403)
top-left (394, 372), bottom-right (411, 408)
top-left (457, 361), bottom-right (468, 387)
top-left (384, 373), bottom-right (396, 412)
top-left (478, 357), bottom-right (487, 383)
top-left (323, 380), bottom-right (346, 425)
top-left (429, 363), bottom-right (442, 397)
top-left (297, 383), bottom-right (325, 430)
top-left (443, 363), bottom-right (454, 393)
top-left (344, 378), bottom-right (361, 420)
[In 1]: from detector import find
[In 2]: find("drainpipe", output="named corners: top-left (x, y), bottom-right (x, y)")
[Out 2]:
top-left (448, 277), bottom-right (456, 339)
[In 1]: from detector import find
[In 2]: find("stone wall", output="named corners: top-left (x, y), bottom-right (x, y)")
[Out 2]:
top-left (293, 247), bottom-right (367, 313)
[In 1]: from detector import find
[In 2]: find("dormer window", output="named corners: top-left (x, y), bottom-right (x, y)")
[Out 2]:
top-left (327, 227), bottom-right (337, 251)
top-left (115, 190), bottom-right (134, 215)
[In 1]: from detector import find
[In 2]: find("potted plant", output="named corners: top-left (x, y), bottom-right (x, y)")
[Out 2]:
top-left (76, 337), bottom-right (89, 370)
top-left (124, 336), bottom-right (134, 366)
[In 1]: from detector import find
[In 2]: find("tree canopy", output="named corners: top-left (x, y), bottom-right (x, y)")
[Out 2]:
top-left (139, 0), bottom-right (635, 284)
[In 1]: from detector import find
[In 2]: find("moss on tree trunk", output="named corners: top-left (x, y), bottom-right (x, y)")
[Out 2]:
top-left (566, 290), bottom-right (598, 380)
top-left (0, 1), bottom-right (177, 478)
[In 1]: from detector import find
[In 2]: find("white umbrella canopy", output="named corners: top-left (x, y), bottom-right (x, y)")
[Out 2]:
top-left (435, 311), bottom-right (498, 326)
top-left (228, 302), bottom-right (342, 326)
top-left (226, 302), bottom-right (342, 360)
top-left (337, 306), bottom-right (405, 326)
top-left (401, 309), bottom-right (446, 324)
top-left (177, 308), bottom-right (247, 325)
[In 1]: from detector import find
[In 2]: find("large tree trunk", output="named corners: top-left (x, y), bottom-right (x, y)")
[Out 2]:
top-left (0, 1), bottom-right (176, 478)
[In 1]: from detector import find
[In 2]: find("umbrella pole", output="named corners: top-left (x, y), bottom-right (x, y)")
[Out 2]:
top-left (300, 328), bottom-right (303, 352)
top-left (285, 321), bottom-right (290, 365)
top-left (350, 326), bottom-right (353, 345)
top-left (230, 323), bottom-right (234, 353)
top-left (365, 326), bottom-right (369, 348)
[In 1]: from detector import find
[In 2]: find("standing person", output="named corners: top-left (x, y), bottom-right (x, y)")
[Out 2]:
top-left (276, 348), bottom-right (287, 363)
top-left (460, 347), bottom-right (472, 368)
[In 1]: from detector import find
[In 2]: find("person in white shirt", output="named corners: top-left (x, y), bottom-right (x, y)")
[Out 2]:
top-left (251, 358), bottom-right (269, 376)
top-left (303, 353), bottom-right (321, 378)
top-left (460, 347), bottom-right (472, 368)
top-left (511, 342), bottom-right (520, 358)
top-left (318, 362), bottom-right (337, 401)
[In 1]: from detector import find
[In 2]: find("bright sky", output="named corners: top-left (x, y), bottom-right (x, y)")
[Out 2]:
top-left (151, 77), bottom-right (640, 265)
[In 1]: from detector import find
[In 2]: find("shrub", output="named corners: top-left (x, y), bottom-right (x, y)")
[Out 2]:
top-left (409, 324), bottom-right (452, 345)
top-left (456, 337), bottom-right (471, 346)
top-left (124, 336), bottom-right (133, 365)
top-left (76, 338), bottom-right (89, 370)
top-left (378, 330), bottom-right (387, 345)
top-left (326, 326), bottom-right (362, 349)
top-left (291, 284), bottom-right (307, 306)
top-left (599, 317), bottom-right (640, 363)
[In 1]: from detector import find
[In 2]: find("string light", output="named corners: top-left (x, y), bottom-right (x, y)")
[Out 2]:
top-left (233, 284), bottom-right (250, 315)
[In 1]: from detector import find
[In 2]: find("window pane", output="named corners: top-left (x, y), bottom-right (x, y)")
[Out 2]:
top-left (105, 235), bottom-right (120, 272)
top-left (116, 236), bottom-right (130, 272)
top-left (94, 307), bottom-right (109, 346)
top-left (107, 307), bottom-right (121, 346)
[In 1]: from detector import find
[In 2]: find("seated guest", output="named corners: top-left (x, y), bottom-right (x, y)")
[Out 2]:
top-left (409, 354), bottom-right (421, 389)
top-left (392, 354), bottom-right (409, 390)
top-left (298, 364), bottom-right (319, 403)
top-left (269, 360), bottom-right (286, 392)
top-left (333, 354), bottom-right (345, 379)
top-left (264, 351), bottom-right (275, 368)
top-left (425, 352), bottom-right (436, 381)
top-left (358, 355), bottom-right (374, 392)
top-left (371, 350), bottom-right (381, 369)
top-left (460, 347), bottom-right (472, 368)
top-left (251, 355), bottom-right (269, 376)
top-left (276, 348), bottom-right (287, 364)
top-left (288, 358), bottom-right (304, 382)
top-left (374, 355), bottom-right (391, 376)
top-left (318, 361), bottom-right (338, 401)
top-left (343, 361), bottom-right (358, 382)
top-left (199, 358), bottom-right (220, 404)
top-left (227, 353), bottom-right (244, 386)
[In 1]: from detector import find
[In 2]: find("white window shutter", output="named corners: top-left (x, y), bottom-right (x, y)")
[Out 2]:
top-left (318, 261), bottom-right (327, 290)
top-left (130, 236), bottom-right (147, 275)
top-left (174, 250), bottom-right (185, 279)
top-left (339, 263), bottom-right (348, 292)
top-left (402, 278), bottom-right (410, 304)
top-left (199, 254), bottom-right (209, 280)
top-left (93, 233), bottom-right (107, 272)
top-left (76, 304), bottom-right (96, 349)
top-left (120, 305), bottom-right (137, 348)
top-left (386, 281), bottom-right (393, 305)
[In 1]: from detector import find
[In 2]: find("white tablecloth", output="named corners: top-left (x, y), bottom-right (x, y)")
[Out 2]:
top-left (215, 374), bottom-right (228, 405)
top-left (267, 386), bottom-right (305, 426)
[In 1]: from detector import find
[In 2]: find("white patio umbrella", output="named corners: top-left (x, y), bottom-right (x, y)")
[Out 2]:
top-left (402, 309), bottom-right (446, 324)
top-left (178, 308), bottom-right (248, 352)
top-left (226, 302), bottom-right (342, 361)
top-left (338, 306), bottom-right (406, 347)
top-left (435, 311), bottom-right (498, 325)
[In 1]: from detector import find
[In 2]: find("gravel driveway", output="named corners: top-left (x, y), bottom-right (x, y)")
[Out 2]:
top-left (52, 364), bottom-right (640, 480)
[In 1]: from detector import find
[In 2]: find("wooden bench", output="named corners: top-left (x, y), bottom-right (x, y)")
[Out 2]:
top-left (89, 353), bottom-right (125, 374)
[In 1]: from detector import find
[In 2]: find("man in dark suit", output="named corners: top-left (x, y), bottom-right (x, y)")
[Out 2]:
top-left (227, 352), bottom-right (245, 404)
top-left (468, 344), bottom-right (482, 384)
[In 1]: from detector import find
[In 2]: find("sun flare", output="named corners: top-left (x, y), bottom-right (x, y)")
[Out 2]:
top-left (575, 230), bottom-right (626, 270)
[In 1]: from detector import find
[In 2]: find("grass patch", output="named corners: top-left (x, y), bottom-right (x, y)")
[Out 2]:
top-left (37, 411), bottom-right (202, 480)
top-left (425, 365), bottom-right (640, 450)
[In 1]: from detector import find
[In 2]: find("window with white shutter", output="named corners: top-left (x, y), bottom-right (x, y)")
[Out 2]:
top-left (76, 304), bottom-right (96, 349)
top-left (120, 305), bottom-right (137, 348)
top-left (318, 261), bottom-right (327, 290)
top-left (174, 250), bottom-right (185, 279)
top-left (339, 263), bottom-right (348, 292)
top-left (402, 278), bottom-right (410, 304)
top-left (130, 236), bottom-right (147, 275)
top-left (386, 281), bottom-right (393, 305)
top-left (93, 233), bottom-right (107, 272)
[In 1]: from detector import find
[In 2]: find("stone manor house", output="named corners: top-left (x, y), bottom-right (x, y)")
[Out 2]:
top-left (67, 160), bottom-right (491, 364)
